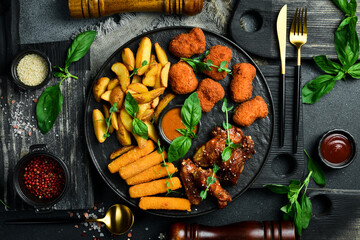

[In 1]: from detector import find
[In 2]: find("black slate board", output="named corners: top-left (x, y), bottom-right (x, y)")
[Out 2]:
top-left (230, 0), bottom-right (360, 59)
top-left (85, 27), bottom-right (275, 217)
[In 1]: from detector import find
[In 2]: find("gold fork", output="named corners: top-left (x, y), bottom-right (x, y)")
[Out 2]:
top-left (290, 8), bottom-right (307, 153)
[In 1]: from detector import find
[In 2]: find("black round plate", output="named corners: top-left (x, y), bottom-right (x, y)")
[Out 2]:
top-left (84, 27), bottom-right (274, 218)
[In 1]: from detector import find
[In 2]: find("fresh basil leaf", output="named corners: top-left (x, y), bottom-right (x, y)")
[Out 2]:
top-left (348, 62), bottom-right (360, 79)
top-left (206, 59), bottom-right (213, 66)
top-left (125, 92), bottom-right (139, 118)
top-left (220, 61), bottom-right (227, 68)
top-left (185, 60), bottom-right (197, 72)
top-left (348, 0), bottom-right (357, 17)
top-left (221, 146), bottom-right (232, 162)
top-left (168, 136), bottom-right (192, 162)
top-left (222, 98), bottom-right (228, 112)
top-left (332, 0), bottom-right (349, 14)
top-left (304, 149), bottom-right (326, 187)
top-left (294, 201), bottom-right (303, 235)
top-left (230, 143), bottom-right (242, 149)
top-left (65, 30), bottom-right (97, 68)
top-left (300, 194), bottom-right (312, 229)
top-left (302, 75), bottom-right (336, 104)
top-left (264, 184), bottom-right (290, 194)
top-left (176, 128), bottom-right (188, 136)
top-left (132, 118), bottom-right (148, 139)
top-left (334, 17), bottom-right (359, 69)
top-left (206, 176), bottom-right (213, 185)
top-left (313, 55), bottom-right (342, 74)
top-left (53, 72), bottom-right (65, 78)
top-left (36, 84), bottom-right (63, 134)
top-left (181, 92), bottom-right (202, 130)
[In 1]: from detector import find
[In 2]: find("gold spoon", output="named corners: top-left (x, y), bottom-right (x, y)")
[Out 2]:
top-left (5, 204), bottom-right (135, 235)
top-left (86, 204), bottom-right (134, 235)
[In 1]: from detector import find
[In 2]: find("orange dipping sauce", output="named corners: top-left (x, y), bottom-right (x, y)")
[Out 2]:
top-left (161, 107), bottom-right (197, 141)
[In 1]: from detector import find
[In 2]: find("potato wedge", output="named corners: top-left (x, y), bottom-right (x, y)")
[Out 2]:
top-left (133, 133), bottom-right (148, 149)
top-left (161, 62), bottom-right (171, 88)
top-left (132, 87), bottom-right (165, 104)
top-left (92, 109), bottom-right (107, 143)
top-left (100, 90), bottom-right (112, 102)
top-left (142, 64), bottom-right (158, 87)
top-left (110, 86), bottom-right (124, 111)
top-left (116, 114), bottom-right (132, 146)
top-left (151, 97), bottom-right (159, 109)
top-left (136, 103), bottom-right (151, 119)
top-left (154, 63), bottom-right (162, 89)
top-left (110, 145), bottom-right (135, 160)
top-left (111, 62), bottom-right (130, 92)
top-left (93, 77), bottom-right (110, 102)
top-left (154, 93), bottom-right (176, 123)
top-left (107, 78), bottom-right (120, 91)
top-left (120, 108), bottom-right (133, 132)
top-left (111, 111), bottom-right (119, 131)
top-left (122, 48), bottom-right (135, 71)
top-left (150, 54), bottom-right (156, 64)
top-left (145, 121), bottom-right (159, 142)
top-left (126, 89), bottom-right (138, 95)
top-left (139, 109), bottom-right (154, 122)
top-left (127, 83), bottom-right (149, 94)
top-left (132, 75), bottom-right (142, 84)
top-left (102, 105), bottom-right (114, 134)
top-left (154, 42), bottom-right (168, 67)
top-left (135, 37), bottom-right (152, 76)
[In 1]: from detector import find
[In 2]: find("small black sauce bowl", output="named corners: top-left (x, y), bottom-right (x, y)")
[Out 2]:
top-left (13, 144), bottom-right (70, 212)
top-left (318, 129), bottom-right (357, 169)
top-left (10, 49), bottom-right (52, 90)
top-left (157, 104), bottom-right (202, 145)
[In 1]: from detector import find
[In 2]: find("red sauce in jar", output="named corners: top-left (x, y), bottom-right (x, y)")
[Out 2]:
top-left (320, 133), bottom-right (352, 164)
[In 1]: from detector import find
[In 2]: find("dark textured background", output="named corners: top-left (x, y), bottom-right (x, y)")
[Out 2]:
top-left (1, 0), bottom-right (360, 239)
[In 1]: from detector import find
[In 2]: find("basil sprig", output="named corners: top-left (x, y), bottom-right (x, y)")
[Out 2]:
top-left (181, 50), bottom-right (232, 74)
top-left (36, 30), bottom-right (97, 134)
top-left (221, 98), bottom-right (241, 162)
top-left (303, 0), bottom-right (359, 104)
top-left (124, 92), bottom-right (148, 139)
top-left (264, 151), bottom-right (326, 235)
top-left (168, 92), bottom-right (202, 163)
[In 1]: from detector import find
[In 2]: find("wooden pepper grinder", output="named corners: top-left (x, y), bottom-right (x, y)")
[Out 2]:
top-left (168, 221), bottom-right (297, 240)
top-left (68, 0), bottom-right (204, 18)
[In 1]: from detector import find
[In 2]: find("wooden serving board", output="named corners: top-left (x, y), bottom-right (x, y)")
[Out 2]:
top-left (230, 0), bottom-right (360, 59)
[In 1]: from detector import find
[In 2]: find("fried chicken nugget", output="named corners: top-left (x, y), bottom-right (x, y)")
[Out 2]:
top-left (169, 61), bottom-right (198, 94)
top-left (168, 28), bottom-right (206, 58)
top-left (230, 63), bottom-right (256, 103)
top-left (233, 96), bottom-right (268, 127)
top-left (203, 45), bottom-right (233, 80)
top-left (196, 78), bottom-right (225, 112)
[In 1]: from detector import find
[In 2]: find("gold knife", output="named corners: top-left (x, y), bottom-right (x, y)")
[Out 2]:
top-left (277, 4), bottom-right (287, 147)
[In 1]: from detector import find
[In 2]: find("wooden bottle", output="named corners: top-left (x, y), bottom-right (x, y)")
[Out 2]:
top-left (68, 0), bottom-right (204, 18)
top-left (168, 221), bottom-right (296, 240)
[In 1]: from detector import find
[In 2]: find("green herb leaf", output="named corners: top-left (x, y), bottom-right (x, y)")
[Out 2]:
top-left (304, 149), bottom-right (326, 187)
top-left (176, 128), bottom-right (188, 136)
top-left (181, 92), bottom-right (202, 130)
top-left (132, 118), bottom-right (148, 139)
top-left (294, 201), bottom-right (303, 235)
top-left (36, 84), bottom-right (63, 134)
top-left (221, 146), bottom-right (232, 162)
top-left (313, 55), bottom-right (342, 74)
top-left (300, 194), bottom-right (312, 229)
top-left (302, 75), bottom-right (337, 104)
top-left (65, 30), bottom-right (97, 68)
top-left (264, 184), bottom-right (290, 194)
top-left (332, 0), bottom-right (350, 14)
top-left (53, 72), bottom-right (66, 78)
top-left (124, 92), bottom-right (139, 118)
top-left (223, 121), bottom-right (232, 130)
top-left (200, 190), bottom-right (207, 199)
top-left (157, 140), bottom-right (164, 154)
top-left (168, 136), bottom-right (192, 162)
top-left (348, 62), bottom-right (360, 79)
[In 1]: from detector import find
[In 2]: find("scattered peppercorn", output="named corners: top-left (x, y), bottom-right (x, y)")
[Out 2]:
top-left (23, 155), bottom-right (65, 199)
